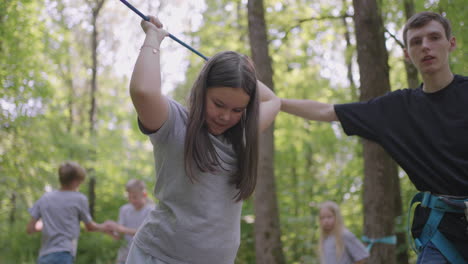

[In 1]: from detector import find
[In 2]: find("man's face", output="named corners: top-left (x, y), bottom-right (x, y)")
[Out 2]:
top-left (404, 20), bottom-right (456, 75)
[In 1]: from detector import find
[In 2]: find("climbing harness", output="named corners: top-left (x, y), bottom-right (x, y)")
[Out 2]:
top-left (408, 192), bottom-right (468, 264)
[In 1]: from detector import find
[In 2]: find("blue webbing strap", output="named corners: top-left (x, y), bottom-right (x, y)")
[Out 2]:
top-left (431, 230), bottom-right (467, 264)
top-left (361, 235), bottom-right (396, 252)
top-left (408, 192), bottom-right (467, 264)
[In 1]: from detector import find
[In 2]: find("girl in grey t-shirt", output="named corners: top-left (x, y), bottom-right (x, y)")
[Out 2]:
top-left (318, 201), bottom-right (369, 264)
top-left (127, 16), bottom-right (280, 264)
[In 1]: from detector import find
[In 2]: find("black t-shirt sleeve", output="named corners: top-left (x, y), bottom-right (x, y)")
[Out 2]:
top-left (334, 102), bottom-right (377, 141)
top-left (334, 102), bottom-right (380, 142)
top-left (334, 90), bottom-right (406, 143)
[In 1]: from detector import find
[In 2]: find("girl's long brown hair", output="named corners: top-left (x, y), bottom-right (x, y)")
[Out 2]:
top-left (184, 51), bottom-right (259, 202)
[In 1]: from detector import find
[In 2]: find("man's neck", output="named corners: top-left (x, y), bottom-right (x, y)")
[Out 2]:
top-left (421, 68), bottom-right (454, 93)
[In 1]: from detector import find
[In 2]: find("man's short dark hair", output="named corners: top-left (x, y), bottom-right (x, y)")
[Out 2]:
top-left (403, 11), bottom-right (452, 47)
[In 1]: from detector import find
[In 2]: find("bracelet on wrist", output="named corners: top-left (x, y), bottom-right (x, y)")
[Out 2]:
top-left (140, 45), bottom-right (159, 54)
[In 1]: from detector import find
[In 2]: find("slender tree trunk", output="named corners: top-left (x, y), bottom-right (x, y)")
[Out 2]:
top-left (304, 139), bottom-right (316, 258)
top-left (392, 2), bottom-right (417, 263)
top-left (89, 9), bottom-right (99, 132)
top-left (55, 1), bottom-right (75, 133)
top-left (341, 0), bottom-right (358, 101)
top-left (63, 54), bottom-right (75, 133)
top-left (9, 192), bottom-right (16, 225)
top-left (403, 0), bottom-right (419, 89)
top-left (394, 170), bottom-right (409, 264)
top-left (352, 0), bottom-right (397, 263)
top-left (247, 0), bottom-right (285, 263)
top-left (88, 172), bottom-right (96, 218)
top-left (87, 0), bottom-right (106, 217)
top-left (291, 161), bottom-right (299, 260)
top-left (67, 78), bottom-right (74, 133)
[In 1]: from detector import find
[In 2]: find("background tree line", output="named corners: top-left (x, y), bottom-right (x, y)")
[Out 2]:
top-left (1, 0), bottom-right (466, 263)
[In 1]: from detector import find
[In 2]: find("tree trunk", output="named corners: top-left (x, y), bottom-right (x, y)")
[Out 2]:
top-left (89, 3), bottom-right (102, 132)
top-left (341, 0), bottom-right (358, 101)
top-left (9, 192), bottom-right (16, 225)
top-left (392, 2), bottom-right (417, 263)
top-left (352, 0), bottom-right (397, 263)
top-left (291, 159), bottom-right (299, 260)
top-left (67, 82), bottom-right (74, 133)
top-left (88, 171), bottom-right (96, 218)
top-left (390, 155), bottom-right (408, 264)
top-left (247, 0), bottom-right (285, 263)
top-left (87, 0), bottom-right (106, 217)
top-left (403, 0), bottom-right (419, 89)
top-left (361, 141), bottom-right (397, 263)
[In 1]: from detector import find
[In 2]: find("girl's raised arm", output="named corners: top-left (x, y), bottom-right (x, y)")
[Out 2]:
top-left (257, 81), bottom-right (281, 133)
top-left (130, 16), bottom-right (169, 131)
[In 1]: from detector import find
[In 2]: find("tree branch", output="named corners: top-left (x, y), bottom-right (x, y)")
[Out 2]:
top-left (384, 27), bottom-right (405, 49)
top-left (273, 13), bottom-right (353, 45)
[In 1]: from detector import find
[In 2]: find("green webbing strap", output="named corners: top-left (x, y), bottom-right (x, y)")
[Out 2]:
top-left (407, 192), bottom-right (424, 253)
top-left (361, 235), bottom-right (397, 251)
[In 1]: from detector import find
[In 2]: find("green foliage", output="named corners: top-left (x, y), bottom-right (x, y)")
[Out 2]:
top-left (1, 0), bottom-right (154, 262)
top-left (0, 223), bottom-right (40, 263)
top-left (0, 0), bottom-right (51, 100)
top-left (76, 232), bottom-right (122, 264)
top-left (235, 200), bottom-right (256, 264)
top-left (435, 0), bottom-right (468, 74)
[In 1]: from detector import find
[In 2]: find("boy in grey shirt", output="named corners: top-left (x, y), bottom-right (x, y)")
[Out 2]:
top-left (27, 161), bottom-right (112, 264)
top-left (106, 179), bottom-right (154, 264)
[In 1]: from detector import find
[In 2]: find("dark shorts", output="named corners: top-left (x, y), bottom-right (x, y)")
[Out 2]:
top-left (416, 242), bottom-right (449, 264)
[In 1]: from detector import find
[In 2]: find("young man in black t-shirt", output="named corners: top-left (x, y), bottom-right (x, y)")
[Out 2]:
top-left (280, 11), bottom-right (468, 263)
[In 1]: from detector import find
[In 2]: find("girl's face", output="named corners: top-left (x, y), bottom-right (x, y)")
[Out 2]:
top-left (319, 207), bottom-right (336, 233)
top-left (205, 86), bottom-right (250, 136)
